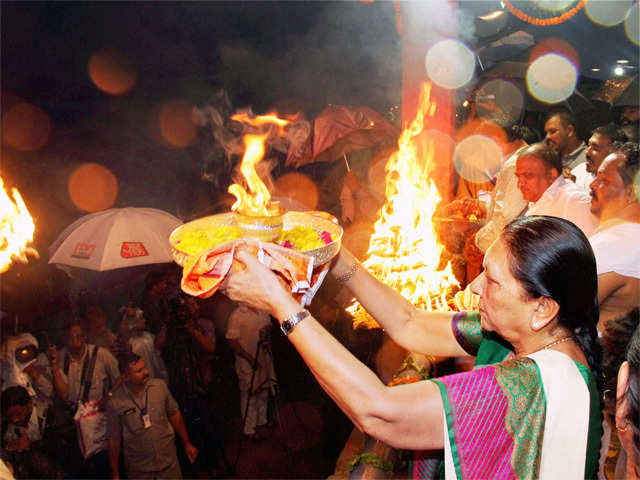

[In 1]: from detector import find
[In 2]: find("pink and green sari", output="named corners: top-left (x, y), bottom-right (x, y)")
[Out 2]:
top-left (412, 312), bottom-right (601, 480)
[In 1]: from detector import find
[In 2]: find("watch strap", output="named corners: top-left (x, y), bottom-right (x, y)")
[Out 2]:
top-left (280, 310), bottom-right (310, 336)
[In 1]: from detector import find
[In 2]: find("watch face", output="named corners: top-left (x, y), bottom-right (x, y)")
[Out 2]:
top-left (280, 321), bottom-right (292, 335)
top-left (281, 310), bottom-right (309, 335)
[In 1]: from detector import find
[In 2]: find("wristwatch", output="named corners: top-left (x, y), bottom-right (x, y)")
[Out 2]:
top-left (280, 310), bottom-right (310, 336)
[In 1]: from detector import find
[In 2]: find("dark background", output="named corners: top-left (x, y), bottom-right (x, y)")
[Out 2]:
top-left (1, 0), bottom-right (638, 319)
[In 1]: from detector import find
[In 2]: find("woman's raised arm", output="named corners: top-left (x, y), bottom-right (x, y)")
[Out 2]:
top-left (222, 248), bottom-right (445, 450)
top-left (330, 248), bottom-right (470, 357)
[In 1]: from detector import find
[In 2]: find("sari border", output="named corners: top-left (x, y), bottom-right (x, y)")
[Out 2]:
top-left (451, 311), bottom-right (482, 357)
top-left (576, 362), bottom-right (603, 479)
top-left (432, 379), bottom-right (462, 480)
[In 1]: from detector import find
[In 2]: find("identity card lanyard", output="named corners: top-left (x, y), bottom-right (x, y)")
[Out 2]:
top-left (126, 387), bottom-right (152, 429)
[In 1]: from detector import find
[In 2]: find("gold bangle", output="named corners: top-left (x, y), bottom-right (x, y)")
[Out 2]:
top-left (336, 262), bottom-right (359, 284)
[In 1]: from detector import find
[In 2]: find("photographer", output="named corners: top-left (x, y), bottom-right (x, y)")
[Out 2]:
top-left (1, 333), bottom-right (54, 406)
top-left (155, 295), bottom-right (219, 475)
top-left (1, 386), bottom-right (64, 479)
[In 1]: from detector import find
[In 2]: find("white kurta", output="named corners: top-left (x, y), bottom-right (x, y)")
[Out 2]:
top-left (526, 176), bottom-right (599, 237)
top-left (589, 222), bottom-right (640, 278)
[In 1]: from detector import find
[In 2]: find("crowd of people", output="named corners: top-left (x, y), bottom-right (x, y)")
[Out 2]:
top-left (0, 269), bottom-right (251, 479)
top-left (2, 96), bottom-right (640, 480)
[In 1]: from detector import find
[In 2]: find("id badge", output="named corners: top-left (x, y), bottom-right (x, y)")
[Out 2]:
top-left (142, 414), bottom-right (152, 429)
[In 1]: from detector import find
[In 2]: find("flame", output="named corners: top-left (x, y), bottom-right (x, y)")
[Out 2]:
top-left (347, 83), bottom-right (460, 328)
top-left (231, 112), bottom-right (291, 129)
top-left (228, 113), bottom-right (290, 216)
top-left (0, 177), bottom-right (39, 273)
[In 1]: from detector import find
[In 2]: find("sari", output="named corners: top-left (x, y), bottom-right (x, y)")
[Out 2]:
top-left (412, 312), bottom-right (601, 480)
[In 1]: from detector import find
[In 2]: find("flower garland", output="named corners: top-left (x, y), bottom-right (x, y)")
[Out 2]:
top-left (349, 453), bottom-right (395, 474)
top-left (502, 0), bottom-right (587, 26)
top-left (388, 375), bottom-right (422, 386)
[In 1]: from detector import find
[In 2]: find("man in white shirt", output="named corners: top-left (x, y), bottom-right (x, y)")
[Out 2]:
top-left (588, 142), bottom-right (640, 330)
top-left (226, 304), bottom-right (277, 440)
top-left (571, 124), bottom-right (627, 191)
top-left (544, 108), bottom-right (586, 170)
top-left (515, 142), bottom-right (599, 237)
top-left (475, 123), bottom-right (536, 252)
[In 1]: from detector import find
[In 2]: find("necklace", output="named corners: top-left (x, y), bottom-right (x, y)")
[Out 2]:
top-left (518, 335), bottom-right (573, 358)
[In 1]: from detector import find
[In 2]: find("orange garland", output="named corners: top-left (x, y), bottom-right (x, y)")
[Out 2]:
top-left (502, 0), bottom-right (587, 26)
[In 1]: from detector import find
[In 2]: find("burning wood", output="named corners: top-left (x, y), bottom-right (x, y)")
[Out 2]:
top-left (347, 83), bottom-right (460, 329)
top-left (0, 177), bottom-right (39, 273)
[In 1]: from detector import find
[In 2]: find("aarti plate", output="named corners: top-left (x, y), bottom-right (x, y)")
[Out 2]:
top-left (169, 211), bottom-right (343, 267)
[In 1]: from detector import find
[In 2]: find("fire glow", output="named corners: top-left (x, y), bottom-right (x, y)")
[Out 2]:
top-left (228, 113), bottom-right (291, 216)
top-left (0, 177), bottom-right (39, 273)
top-left (347, 83), bottom-right (460, 328)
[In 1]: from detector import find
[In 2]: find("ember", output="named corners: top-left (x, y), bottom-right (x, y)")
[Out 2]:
top-left (347, 83), bottom-right (460, 329)
top-left (0, 177), bottom-right (39, 273)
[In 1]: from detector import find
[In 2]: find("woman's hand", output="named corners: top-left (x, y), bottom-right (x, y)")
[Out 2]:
top-left (221, 247), bottom-right (292, 315)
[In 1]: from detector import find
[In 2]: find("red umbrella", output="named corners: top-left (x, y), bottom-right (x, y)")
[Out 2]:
top-left (286, 105), bottom-right (399, 167)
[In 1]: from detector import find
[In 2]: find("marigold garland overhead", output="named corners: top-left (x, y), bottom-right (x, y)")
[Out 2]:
top-left (502, 0), bottom-right (587, 26)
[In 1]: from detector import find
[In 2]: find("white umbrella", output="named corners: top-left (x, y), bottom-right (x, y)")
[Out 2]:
top-left (49, 207), bottom-right (182, 271)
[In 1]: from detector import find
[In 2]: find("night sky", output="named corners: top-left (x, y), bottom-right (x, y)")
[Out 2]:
top-left (1, 1), bottom-right (402, 239)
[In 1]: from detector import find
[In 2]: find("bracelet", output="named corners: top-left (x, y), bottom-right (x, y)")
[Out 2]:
top-left (348, 453), bottom-right (394, 474)
top-left (336, 262), bottom-right (359, 285)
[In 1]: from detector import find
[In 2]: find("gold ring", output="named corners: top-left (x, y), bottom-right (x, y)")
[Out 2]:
top-left (616, 421), bottom-right (630, 432)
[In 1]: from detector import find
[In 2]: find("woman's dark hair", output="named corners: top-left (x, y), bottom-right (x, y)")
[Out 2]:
top-left (624, 320), bottom-right (640, 474)
top-left (1, 386), bottom-right (31, 413)
top-left (501, 216), bottom-right (602, 393)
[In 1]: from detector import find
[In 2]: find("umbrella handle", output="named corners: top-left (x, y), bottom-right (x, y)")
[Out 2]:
top-left (343, 153), bottom-right (351, 172)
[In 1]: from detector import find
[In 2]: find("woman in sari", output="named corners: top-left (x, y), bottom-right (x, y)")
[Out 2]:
top-left (221, 216), bottom-right (602, 479)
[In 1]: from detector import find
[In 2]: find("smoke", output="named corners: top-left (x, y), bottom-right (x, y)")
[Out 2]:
top-left (215, 2), bottom-right (402, 117)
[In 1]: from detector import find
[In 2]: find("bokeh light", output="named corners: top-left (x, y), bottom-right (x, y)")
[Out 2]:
top-left (526, 53), bottom-right (577, 104)
top-left (531, 0), bottom-right (575, 11)
top-left (529, 38), bottom-right (580, 68)
top-left (625, 2), bottom-right (640, 46)
top-left (159, 100), bottom-right (198, 148)
top-left (1, 102), bottom-right (51, 151)
top-left (68, 163), bottom-right (118, 212)
top-left (424, 129), bottom-right (456, 158)
top-left (585, 0), bottom-right (632, 26)
top-left (454, 134), bottom-right (503, 183)
top-left (425, 39), bottom-right (475, 90)
top-left (273, 173), bottom-right (318, 211)
top-left (456, 118), bottom-right (507, 147)
top-left (274, 172), bottom-right (319, 210)
top-left (474, 79), bottom-right (524, 125)
top-left (88, 48), bottom-right (136, 96)
top-left (634, 170), bottom-right (640, 203)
